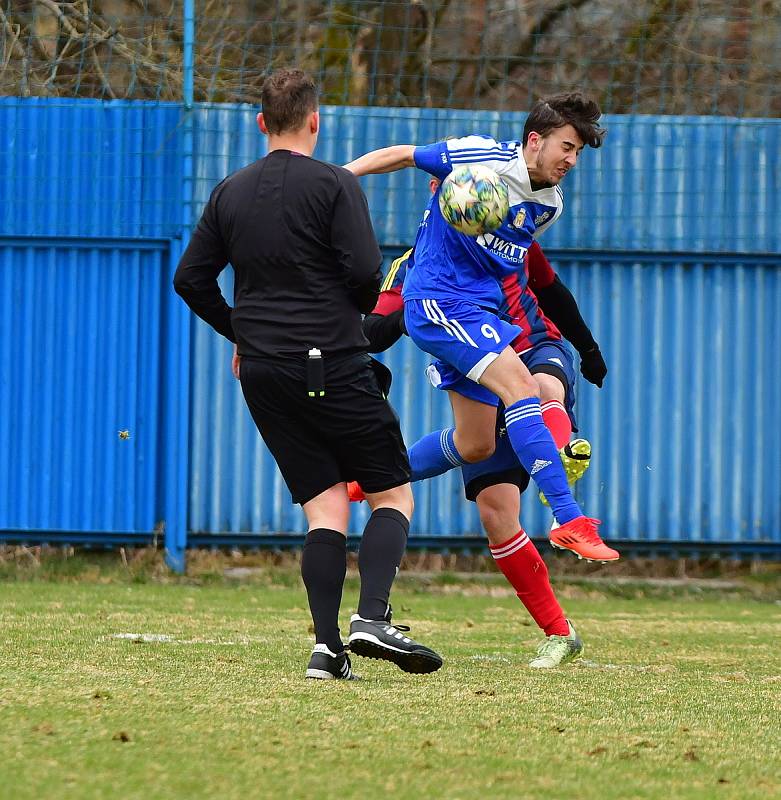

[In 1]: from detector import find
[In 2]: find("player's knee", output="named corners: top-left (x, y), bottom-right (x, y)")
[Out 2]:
top-left (303, 483), bottom-right (351, 532)
top-left (478, 505), bottom-right (504, 537)
top-left (395, 489), bottom-right (414, 519)
top-left (476, 498), bottom-right (516, 542)
top-left (493, 375), bottom-right (539, 408)
top-left (460, 440), bottom-right (496, 463)
top-left (536, 372), bottom-right (566, 403)
top-left (483, 350), bottom-right (540, 405)
top-left (513, 373), bottom-right (540, 401)
top-left (367, 483), bottom-right (413, 519)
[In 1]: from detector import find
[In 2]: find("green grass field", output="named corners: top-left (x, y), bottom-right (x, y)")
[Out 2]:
top-left (1, 561), bottom-right (780, 800)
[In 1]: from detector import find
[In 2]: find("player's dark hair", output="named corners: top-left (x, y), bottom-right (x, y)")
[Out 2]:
top-left (261, 69), bottom-right (319, 135)
top-left (523, 92), bottom-right (606, 149)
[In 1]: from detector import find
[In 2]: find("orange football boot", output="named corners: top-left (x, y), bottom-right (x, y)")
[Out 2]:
top-left (346, 481), bottom-right (366, 503)
top-left (550, 517), bottom-right (619, 562)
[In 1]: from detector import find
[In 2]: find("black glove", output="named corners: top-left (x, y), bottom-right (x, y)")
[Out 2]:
top-left (398, 310), bottom-right (407, 336)
top-left (579, 345), bottom-right (607, 387)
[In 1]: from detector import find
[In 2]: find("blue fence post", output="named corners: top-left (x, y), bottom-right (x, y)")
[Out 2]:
top-left (183, 0), bottom-right (195, 111)
top-left (163, 242), bottom-right (191, 574)
top-left (163, 0), bottom-right (196, 573)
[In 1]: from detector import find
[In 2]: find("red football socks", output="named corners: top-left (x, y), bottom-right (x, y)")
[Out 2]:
top-left (541, 399), bottom-right (571, 449)
top-left (489, 529), bottom-right (569, 636)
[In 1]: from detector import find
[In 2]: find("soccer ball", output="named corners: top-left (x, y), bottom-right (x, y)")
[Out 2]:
top-left (438, 164), bottom-right (510, 236)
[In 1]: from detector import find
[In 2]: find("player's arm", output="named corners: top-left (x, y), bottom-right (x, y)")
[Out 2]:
top-left (361, 248), bottom-right (412, 352)
top-left (362, 288), bottom-right (406, 353)
top-left (332, 171), bottom-right (383, 313)
top-left (345, 136), bottom-right (509, 181)
top-left (343, 145), bottom-right (416, 176)
top-left (528, 242), bottom-right (607, 388)
top-left (173, 185), bottom-right (236, 343)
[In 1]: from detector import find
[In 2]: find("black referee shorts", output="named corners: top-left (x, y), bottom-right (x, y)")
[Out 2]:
top-left (239, 352), bottom-right (410, 505)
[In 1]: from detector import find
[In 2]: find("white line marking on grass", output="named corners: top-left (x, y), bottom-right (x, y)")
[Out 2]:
top-left (577, 659), bottom-right (675, 673)
top-left (110, 633), bottom-right (247, 646)
top-left (469, 654), bottom-right (512, 664)
top-left (113, 633), bottom-right (175, 643)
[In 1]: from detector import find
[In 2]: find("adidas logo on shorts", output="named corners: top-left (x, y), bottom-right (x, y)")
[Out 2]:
top-left (530, 458), bottom-right (552, 475)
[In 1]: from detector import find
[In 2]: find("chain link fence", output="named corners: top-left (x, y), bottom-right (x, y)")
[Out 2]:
top-left (2, 0), bottom-right (780, 116)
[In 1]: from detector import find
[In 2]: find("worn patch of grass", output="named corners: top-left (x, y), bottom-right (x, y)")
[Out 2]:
top-left (1, 572), bottom-right (780, 800)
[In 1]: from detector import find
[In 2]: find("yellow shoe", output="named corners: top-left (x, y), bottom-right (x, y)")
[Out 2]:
top-left (539, 438), bottom-right (591, 506)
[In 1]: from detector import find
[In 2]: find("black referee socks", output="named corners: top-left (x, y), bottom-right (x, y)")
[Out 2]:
top-left (302, 512), bottom-right (410, 649)
top-left (357, 507), bottom-right (410, 621)
top-left (301, 528), bottom-right (347, 654)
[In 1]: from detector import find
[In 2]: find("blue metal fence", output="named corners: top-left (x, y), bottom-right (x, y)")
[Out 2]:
top-left (190, 105), bottom-right (781, 254)
top-left (1, 97), bottom-right (780, 569)
top-left (186, 251), bottom-right (781, 548)
top-left (0, 236), bottom-right (190, 568)
top-left (1, 99), bottom-right (184, 239)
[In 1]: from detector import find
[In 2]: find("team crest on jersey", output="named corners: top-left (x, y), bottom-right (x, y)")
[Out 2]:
top-left (511, 208), bottom-right (527, 229)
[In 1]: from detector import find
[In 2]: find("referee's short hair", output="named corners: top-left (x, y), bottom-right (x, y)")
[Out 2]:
top-left (261, 69), bottom-right (319, 135)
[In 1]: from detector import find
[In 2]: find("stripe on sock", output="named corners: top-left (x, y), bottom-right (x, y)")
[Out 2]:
top-left (440, 428), bottom-right (463, 467)
top-left (489, 529), bottom-right (531, 559)
top-left (505, 411), bottom-right (542, 427)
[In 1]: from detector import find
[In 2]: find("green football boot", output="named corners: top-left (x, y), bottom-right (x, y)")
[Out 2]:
top-left (528, 620), bottom-right (583, 668)
top-left (539, 438), bottom-right (591, 506)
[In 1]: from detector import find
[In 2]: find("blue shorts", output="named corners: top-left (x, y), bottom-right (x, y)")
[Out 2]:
top-left (404, 298), bottom-right (521, 406)
top-left (459, 339), bottom-right (578, 501)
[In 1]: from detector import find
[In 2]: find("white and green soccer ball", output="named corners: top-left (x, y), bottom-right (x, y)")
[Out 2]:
top-left (438, 164), bottom-right (510, 236)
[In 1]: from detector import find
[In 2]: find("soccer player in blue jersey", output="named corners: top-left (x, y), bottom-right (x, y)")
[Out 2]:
top-left (345, 93), bottom-right (619, 561)
top-left (358, 232), bottom-right (607, 665)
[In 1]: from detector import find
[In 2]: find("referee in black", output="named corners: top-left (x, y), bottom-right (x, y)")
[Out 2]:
top-left (174, 69), bottom-right (441, 680)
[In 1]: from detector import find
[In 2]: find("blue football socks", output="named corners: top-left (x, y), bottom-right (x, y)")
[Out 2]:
top-left (504, 398), bottom-right (582, 524)
top-left (408, 428), bottom-right (467, 481)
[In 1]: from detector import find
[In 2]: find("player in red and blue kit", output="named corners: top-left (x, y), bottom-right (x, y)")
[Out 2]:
top-left (346, 93), bottom-right (619, 562)
top-left (367, 240), bottom-right (606, 462)
top-left (361, 230), bottom-right (608, 665)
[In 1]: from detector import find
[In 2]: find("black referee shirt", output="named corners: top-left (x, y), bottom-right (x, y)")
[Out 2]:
top-left (174, 150), bottom-right (383, 358)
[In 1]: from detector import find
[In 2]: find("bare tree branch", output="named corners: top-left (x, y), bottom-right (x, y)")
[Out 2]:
top-left (0, 0), bottom-right (777, 114)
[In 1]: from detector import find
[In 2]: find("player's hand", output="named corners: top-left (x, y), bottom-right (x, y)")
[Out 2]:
top-left (231, 344), bottom-right (241, 380)
top-left (398, 309), bottom-right (407, 336)
top-left (580, 345), bottom-right (607, 387)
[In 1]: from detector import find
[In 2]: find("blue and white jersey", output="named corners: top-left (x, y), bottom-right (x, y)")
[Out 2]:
top-left (403, 135), bottom-right (563, 311)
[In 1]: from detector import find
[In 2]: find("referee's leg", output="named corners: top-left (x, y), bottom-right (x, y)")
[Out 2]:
top-left (349, 482), bottom-right (442, 673)
top-left (357, 483), bottom-right (413, 621)
top-left (299, 484), bottom-right (351, 658)
top-left (300, 482), bottom-right (413, 653)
